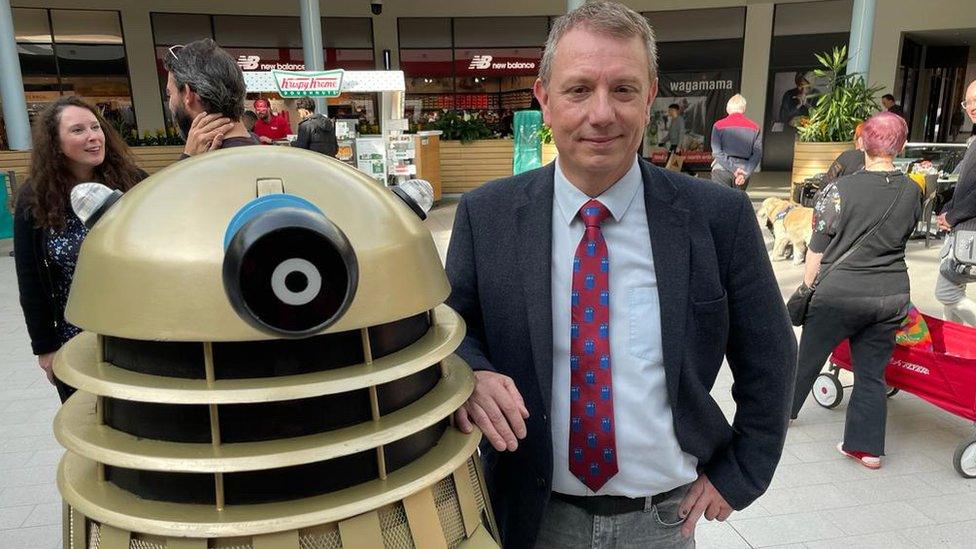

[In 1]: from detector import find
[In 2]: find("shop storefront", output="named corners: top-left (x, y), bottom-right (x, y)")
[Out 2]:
top-left (10, 8), bottom-right (134, 134)
top-left (642, 7), bottom-right (746, 169)
top-left (151, 13), bottom-right (376, 135)
top-left (398, 16), bottom-right (548, 133)
top-left (762, 0), bottom-right (852, 171)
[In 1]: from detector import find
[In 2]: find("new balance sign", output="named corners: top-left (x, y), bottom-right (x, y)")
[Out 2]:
top-left (272, 69), bottom-right (345, 97)
top-left (469, 55), bottom-right (493, 70)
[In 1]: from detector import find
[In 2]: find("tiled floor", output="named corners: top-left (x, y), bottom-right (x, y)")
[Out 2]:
top-left (1, 172), bottom-right (975, 548)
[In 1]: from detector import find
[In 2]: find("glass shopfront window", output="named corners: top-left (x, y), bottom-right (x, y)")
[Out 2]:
top-left (151, 13), bottom-right (377, 132)
top-left (762, 0), bottom-right (852, 170)
top-left (642, 8), bottom-right (746, 166)
top-left (399, 16), bottom-right (549, 132)
top-left (10, 8), bottom-right (134, 135)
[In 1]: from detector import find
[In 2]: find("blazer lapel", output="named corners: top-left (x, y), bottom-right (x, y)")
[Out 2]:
top-left (640, 160), bottom-right (690, 407)
top-left (515, 164), bottom-right (555, 413)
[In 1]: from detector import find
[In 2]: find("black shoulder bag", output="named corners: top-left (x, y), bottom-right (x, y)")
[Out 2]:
top-left (787, 177), bottom-right (906, 326)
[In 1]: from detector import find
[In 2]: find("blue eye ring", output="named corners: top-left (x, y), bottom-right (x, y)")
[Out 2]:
top-left (224, 194), bottom-right (324, 250)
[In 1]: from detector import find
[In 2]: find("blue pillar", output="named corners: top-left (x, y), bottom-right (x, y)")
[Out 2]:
top-left (0, 0), bottom-right (30, 150)
top-left (848, 0), bottom-right (877, 77)
top-left (298, 0), bottom-right (326, 113)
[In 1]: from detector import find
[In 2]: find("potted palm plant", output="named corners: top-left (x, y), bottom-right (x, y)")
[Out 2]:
top-left (791, 46), bottom-right (883, 185)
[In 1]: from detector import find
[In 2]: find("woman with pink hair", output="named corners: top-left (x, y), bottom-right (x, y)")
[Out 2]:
top-left (790, 112), bottom-right (921, 469)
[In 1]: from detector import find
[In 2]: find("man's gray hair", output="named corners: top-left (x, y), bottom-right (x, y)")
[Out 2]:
top-left (539, 1), bottom-right (658, 85)
top-left (163, 38), bottom-right (246, 120)
top-left (726, 94), bottom-right (747, 114)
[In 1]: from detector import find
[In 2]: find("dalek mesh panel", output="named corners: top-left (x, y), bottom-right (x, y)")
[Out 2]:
top-left (53, 147), bottom-right (499, 549)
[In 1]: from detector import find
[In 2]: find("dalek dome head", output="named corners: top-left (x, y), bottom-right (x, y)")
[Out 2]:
top-left (64, 146), bottom-right (448, 341)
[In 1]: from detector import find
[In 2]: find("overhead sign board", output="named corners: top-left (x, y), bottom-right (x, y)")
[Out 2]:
top-left (272, 69), bottom-right (345, 97)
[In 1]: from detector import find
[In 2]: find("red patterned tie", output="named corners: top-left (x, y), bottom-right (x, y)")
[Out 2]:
top-left (569, 199), bottom-right (617, 491)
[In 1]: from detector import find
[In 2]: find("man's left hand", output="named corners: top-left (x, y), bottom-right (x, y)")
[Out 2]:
top-left (678, 474), bottom-right (732, 538)
top-left (938, 213), bottom-right (952, 231)
top-left (182, 112), bottom-right (233, 156)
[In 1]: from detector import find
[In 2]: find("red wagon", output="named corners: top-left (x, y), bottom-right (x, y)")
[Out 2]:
top-left (816, 312), bottom-right (976, 478)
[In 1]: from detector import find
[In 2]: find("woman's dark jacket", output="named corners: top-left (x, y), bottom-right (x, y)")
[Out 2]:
top-left (14, 172), bottom-right (146, 355)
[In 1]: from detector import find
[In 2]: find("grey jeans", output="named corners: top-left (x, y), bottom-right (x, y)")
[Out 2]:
top-left (935, 235), bottom-right (976, 325)
top-left (710, 166), bottom-right (749, 190)
top-left (535, 484), bottom-right (694, 549)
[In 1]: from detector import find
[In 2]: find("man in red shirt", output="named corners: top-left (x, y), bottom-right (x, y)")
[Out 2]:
top-left (251, 98), bottom-right (290, 144)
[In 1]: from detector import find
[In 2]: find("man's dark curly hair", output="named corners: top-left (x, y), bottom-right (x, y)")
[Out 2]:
top-left (163, 38), bottom-right (245, 120)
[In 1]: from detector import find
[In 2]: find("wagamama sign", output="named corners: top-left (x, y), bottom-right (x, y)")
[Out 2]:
top-left (669, 79), bottom-right (734, 93)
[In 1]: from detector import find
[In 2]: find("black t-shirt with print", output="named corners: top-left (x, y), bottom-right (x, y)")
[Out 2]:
top-left (810, 170), bottom-right (921, 296)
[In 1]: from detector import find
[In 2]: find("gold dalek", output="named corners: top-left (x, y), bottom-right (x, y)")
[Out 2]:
top-left (53, 147), bottom-right (498, 548)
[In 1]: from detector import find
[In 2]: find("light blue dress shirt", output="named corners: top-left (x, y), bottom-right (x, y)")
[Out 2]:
top-left (550, 156), bottom-right (698, 497)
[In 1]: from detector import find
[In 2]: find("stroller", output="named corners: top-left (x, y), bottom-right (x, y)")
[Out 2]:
top-left (815, 310), bottom-right (976, 478)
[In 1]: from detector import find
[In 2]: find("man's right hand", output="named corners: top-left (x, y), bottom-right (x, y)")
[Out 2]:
top-left (38, 352), bottom-right (56, 385)
top-left (938, 213), bottom-right (952, 231)
top-left (258, 135), bottom-right (273, 144)
top-left (182, 112), bottom-right (233, 156)
top-left (455, 370), bottom-right (529, 451)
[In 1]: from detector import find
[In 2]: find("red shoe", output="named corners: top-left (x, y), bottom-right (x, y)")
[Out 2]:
top-left (837, 442), bottom-right (881, 469)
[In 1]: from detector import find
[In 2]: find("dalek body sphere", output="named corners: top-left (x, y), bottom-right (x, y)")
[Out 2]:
top-left (53, 146), bottom-right (498, 549)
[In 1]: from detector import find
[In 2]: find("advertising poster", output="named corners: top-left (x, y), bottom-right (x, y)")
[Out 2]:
top-left (768, 70), bottom-right (828, 133)
top-left (645, 71), bottom-right (740, 168)
top-left (356, 137), bottom-right (387, 183)
top-left (762, 70), bottom-right (829, 170)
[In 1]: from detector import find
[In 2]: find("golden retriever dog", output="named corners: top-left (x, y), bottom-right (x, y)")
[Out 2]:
top-left (757, 197), bottom-right (814, 265)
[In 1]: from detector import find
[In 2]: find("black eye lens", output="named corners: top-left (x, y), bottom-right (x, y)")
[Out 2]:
top-left (223, 208), bottom-right (358, 337)
top-left (284, 270), bottom-right (309, 293)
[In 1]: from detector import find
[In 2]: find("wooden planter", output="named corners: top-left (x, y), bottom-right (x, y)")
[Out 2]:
top-left (542, 143), bottom-right (557, 166)
top-left (439, 140), bottom-right (514, 194)
top-left (791, 141), bottom-right (853, 184)
top-left (0, 145), bottom-right (185, 184)
top-left (438, 140), bottom-right (560, 194)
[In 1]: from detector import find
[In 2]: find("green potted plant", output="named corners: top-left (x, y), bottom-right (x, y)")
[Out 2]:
top-left (538, 124), bottom-right (558, 164)
top-left (791, 46), bottom-right (884, 185)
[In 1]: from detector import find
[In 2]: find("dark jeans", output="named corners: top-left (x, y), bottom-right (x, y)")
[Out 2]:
top-left (710, 167), bottom-right (749, 191)
top-left (792, 291), bottom-right (909, 455)
top-left (55, 376), bottom-right (76, 403)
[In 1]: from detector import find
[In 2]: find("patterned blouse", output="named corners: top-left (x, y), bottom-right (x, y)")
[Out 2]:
top-left (812, 182), bottom-right (842, 240)
top-left (45, 210), bottom-right (88, 344)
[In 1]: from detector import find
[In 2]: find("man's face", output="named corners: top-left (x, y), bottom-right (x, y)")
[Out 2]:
top-left (534, 26), bottom-right (656, 182)
top-left (255, 102), bottom-right (270, 119)
top-left (668, 107), bottom-right (678, 118)
top-left (166, 73), bottom-right (195, 139)
top-left (965, 82), bottom-right (976, 123)
top-left (882, 97), bottom-right (894, 109)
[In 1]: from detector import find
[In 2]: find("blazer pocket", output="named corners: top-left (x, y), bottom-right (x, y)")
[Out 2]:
top-left (691, 291), bottom-right (729, 356)
top-left (628, 287), bottom-right (663, 362)
top-left (693, 290), bottom-right (727, 310)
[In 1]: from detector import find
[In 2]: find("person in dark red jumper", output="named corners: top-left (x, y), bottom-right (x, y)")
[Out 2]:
top-left (251, 98), bottom-right (291, 144)
top-left (710, 94), bottom-right (762, 190)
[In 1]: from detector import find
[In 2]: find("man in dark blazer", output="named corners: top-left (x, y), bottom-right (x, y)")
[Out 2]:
top-left (445, 3), bottom-right (796, 548)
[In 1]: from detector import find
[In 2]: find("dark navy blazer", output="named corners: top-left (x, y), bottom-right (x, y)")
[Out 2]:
top-left (445, 159), bottom-right (797, 548)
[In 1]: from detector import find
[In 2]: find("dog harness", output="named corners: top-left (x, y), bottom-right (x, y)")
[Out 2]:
top-left (775, 205), bottom-right (797, 221)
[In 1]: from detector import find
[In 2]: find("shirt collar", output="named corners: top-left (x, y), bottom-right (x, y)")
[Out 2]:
top-left (554, 156), bottom-right (643, 226)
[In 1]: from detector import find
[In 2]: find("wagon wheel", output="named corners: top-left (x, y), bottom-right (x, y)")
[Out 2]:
top-left (812, 373), bottom-right (843, 409)
top-left (886, 386), bottom-right (899, 398)
top-left (954, 436), bottom-right (976, 478)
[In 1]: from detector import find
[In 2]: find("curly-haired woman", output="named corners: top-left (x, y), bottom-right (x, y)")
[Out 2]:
top-left (14, 96), bottom-right (147, 402)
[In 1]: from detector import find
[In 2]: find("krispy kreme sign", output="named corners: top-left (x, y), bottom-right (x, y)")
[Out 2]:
top-left (272, 69), bottom-right (345, 97)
